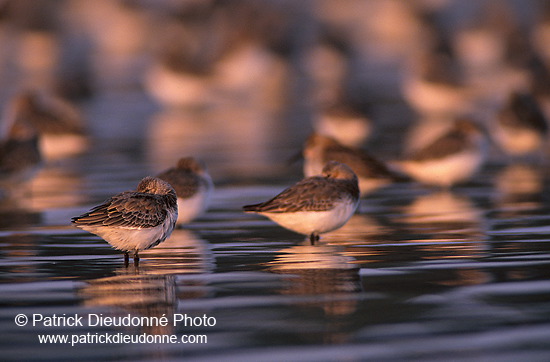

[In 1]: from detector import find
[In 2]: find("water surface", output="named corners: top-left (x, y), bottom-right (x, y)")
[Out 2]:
top-left (1, 1), bottom-right (550, 361)
top-left (1, 115), bottom-right (550, 361)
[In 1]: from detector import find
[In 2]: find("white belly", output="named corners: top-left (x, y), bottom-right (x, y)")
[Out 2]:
top-left (176, 190), bottom-right (210, 225)
top-left (402, 151), bottom-right (484, 187)
top-left (494, 126), bottom-right (542, 155)
top-left (261, 198), bottom-right (357, 236)
top-left (80, 219), bottom-right (176, 252)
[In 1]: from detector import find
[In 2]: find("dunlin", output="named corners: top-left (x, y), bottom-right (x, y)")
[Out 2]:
top-left (71, 177), bottom-right (178, 265)
top-left (492, 91), bottom-right (548, 156)
top-left (9, 90), bottom-right (89, 160)
top-left (402, 47), bottom-right (472, 116)
top-left (314, 103), bottom-right (372, 148)
top-left (243, 161), bottom-right (359, 244)
top-left (144, 42), bottom-right (214, 108)
top-left (0, 100), bottom-right (42, 192)
top-left (394, 118), bottom-right (488, 187)
top-left (303, 133), bottom-right (405, 196)
top-left (452, 1), bottom-right (517, 72)
top-left (156, 157), bottom-right (213, 226)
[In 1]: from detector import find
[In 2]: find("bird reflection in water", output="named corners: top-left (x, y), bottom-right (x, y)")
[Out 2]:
top-left (398, 191), bottom-right (488, 260)
top-left (0, 198), bottom-right (42, 229)
top-left (78, 229), bottom-right (214, 335)
top-left (268, 243), bottom-right (360, 310)
top-left (321, 214), bottom-right (389, 245)
top-left (494, 163), bottom-right (545, 213)
top-left (267, 243), bottom-right (361, 344)
top-left (320, 214), bottom-right (395, 266)
top-left (26, 165), bottom-right (88, 210)
top-left (138, 229), bottom-right (215, 275)
top-left (80, 272), bottom-right (177, 335)
top-left (491, 163), bottom-right (549, 278)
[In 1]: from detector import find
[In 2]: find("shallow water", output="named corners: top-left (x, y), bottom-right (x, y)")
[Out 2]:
top-left (1, 98), bottom-right (550, 361)
top-left (1, 1), bottom-right (550, 361)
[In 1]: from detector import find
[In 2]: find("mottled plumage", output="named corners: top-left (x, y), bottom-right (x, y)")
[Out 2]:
top-left (395, 119), bottom-right (488, 187)
top-left (243, 161), bottom-right (359, 243)
top-left (71, 177), bottom-right (178, 265)
top-left (156, 157), bottom-right (213, 225)
top-left (303, 133), bottom-right (405, 196)
top-left (12, 91), bottom-right (85, 135)
top-left (8, 90), bottom-right (88, 160)
top-left (410, 125), bottom-right (477, 162)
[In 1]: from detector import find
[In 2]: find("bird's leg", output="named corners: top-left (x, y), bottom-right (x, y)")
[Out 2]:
top-left (124, 252), bottom-right (130, 267)
top-left (133, 251), bottom-right (140, 267)
top-left (310, 233), bottom-right (319, 245)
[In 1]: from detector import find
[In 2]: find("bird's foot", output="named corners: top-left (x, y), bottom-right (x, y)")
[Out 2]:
top-left (309, 233), bottom-right (320, 245)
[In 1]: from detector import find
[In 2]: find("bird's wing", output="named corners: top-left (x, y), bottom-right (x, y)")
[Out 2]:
top-left (325, 146), bottom-right (396, 178)
top-left (411, 131), bottom-right (467, 161)
top-left (157, 169), bottom-right (202, 198)
top-left (244, 177), bottom-right (339, 213)
top-left (72, 192), bottom-right (167, 228)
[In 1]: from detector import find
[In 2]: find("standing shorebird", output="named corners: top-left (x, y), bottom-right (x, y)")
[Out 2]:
top-left (71, 177), bottom-right (178, 265)
top-left (8, 90), bottom-right (89, 160)
top-left (303, 133), bottom-right (405, 196)
top-left (0, 97), bottom-right (42, 195)
top-left (491, 91), bottom-right (548, 157)
top-left (393, 118), bottom-right (488, 187)
top-left (156, 157), bottom-right (214, 226)
top-left (402, 50), bottom-right (473, 116)
top-left (314, 103), bottom-right (372, 148)
top-left (243, 161), bottom-right (359, 244)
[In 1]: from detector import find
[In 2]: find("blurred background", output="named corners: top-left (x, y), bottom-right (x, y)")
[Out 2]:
top-left (0, 0), bottom-right (548, 183)
top-left (3, 2), bottom-right (550, 360)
